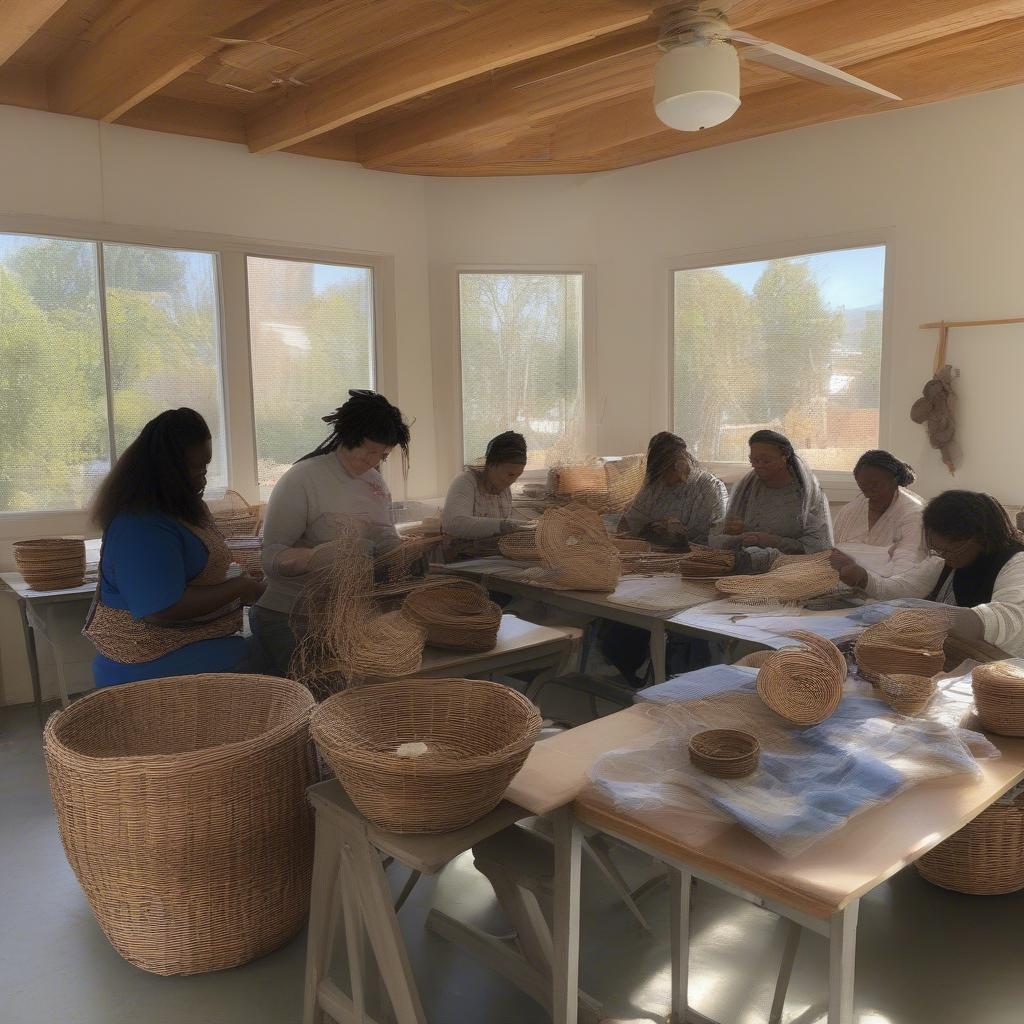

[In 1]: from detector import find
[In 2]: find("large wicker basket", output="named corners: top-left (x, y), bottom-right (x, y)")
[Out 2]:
top-left (311, 677), bottom-right (542, 834)
top-left (44, 674), bottom-right (317, 975)
top-left (916, 796), bottom-right (1024, 895)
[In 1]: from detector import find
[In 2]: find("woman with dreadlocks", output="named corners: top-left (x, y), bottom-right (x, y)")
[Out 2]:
top-left (251, 390), bottom-right (411, 676)
top-left (831, 490), bottom-right (1024, 656)
top-left (85, 408), bottom-right (262, 686)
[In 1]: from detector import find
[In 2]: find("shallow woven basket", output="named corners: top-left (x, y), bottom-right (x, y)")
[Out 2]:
top-left (757, 640), bottom-right (844, 725)
top-left (402, 579), bottom-right (502, 651)
top-left (688, 729), bottom-right (760, 779)
top-left (311, 677), bottom-right (542, 833)
top-left (879, 673), bottom-right (935, 715)
top-left (349, 610), bottom-right (427, 680)
top-left (972, 661), bottom-right (1024, 736)
top-left (716, 551), bottom-right (839, 604)
top-left (916, 796), bottom-right (1024, 894)
top-left (498, 530), bottom-right (541, 560)
top-left (43, 674), bottom-right (316, 975)
top-left (13, 538), bottom-right (86, 590)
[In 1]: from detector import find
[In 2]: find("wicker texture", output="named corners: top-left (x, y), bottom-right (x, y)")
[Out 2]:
top-left (756, 632), bottom-right (846, 725)
top-left (311, 677), bottom-right (542, 833)
top-left (879, 673), bottom-right (936, 715)
top-left (678, 547), bottom-right (736, 579)
top-left (534, 504), bottom-right (621, 592)
top-left (13, 538), bottom-right (86, 590)
top-left (734, 650), bottom-right (774, 669)
top-left (43, 674), bottom-right (316, 975)
top-left (688, 729), bottom-right (760, 778)
top-left (208, 489), bottom-right (261, 538)
top-left (349, 610), bottom-right (427, 680)
top-left (716, 550), bottom-right (838, 604)
top-left (402, 580), bottom-right (502, 651)
top-left (854, 609), bottom-right (948, 684)
top-left (916, 796), bottom-right (1024, 894)
top-left (972, 661), bottom-right (1024, 736)
top-left (373, 535), bottom-right (443, 587)
top-left (498, 530), bottom-right (541, 560)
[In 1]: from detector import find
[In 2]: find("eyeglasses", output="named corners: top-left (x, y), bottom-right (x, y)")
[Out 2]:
top-left (927, 536), bottom-right (973, 560)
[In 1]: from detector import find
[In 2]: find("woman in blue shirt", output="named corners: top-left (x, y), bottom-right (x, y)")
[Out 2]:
top-left (84, 408), bottom-right (265, 686)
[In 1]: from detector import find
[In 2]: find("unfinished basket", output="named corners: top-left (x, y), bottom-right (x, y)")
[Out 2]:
top-left (43, 674), bottom-right (316, 975)
top-left (854, 609), bottom-right (948, 684)
top-left (402, 580), bottom-right (502, 651)
top-left (879, 673), bottom-right (935, 715)
top-left (534, 505), bottom-right (621, 592)
top-left (373, 535), bottom-right (443, 586)
top-left (716, 550), bottom-right (839, 605)
top-left (208, 489), bottom-right (261, 538)
top-left (916, 796), bottom-right (1024, 894)
top-left (679, 547), bottom-right (735, 579)
top-left (756, 640), bottom-right (845, 725)
top-left (972, 661), bottom-right (1024, 736)
top-left (349, 610), bottom-right (427, 681)
top-left (225, 538), bottom-right (263, 580)
top-left (311, 677), bottom-right (542, 833)
top-left (498, 530), bottom-right (540, 560)
top-left (13, 538), bottom-right (86, 590)
top-left (688, 729), bottom-right (760, 779)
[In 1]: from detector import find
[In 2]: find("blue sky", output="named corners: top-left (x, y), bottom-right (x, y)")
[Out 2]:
top-left (312, 262), bottom-right (371, 295)
top-left (717, 244), bottom-right (886, 310)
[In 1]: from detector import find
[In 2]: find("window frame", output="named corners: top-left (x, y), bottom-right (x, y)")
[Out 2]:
top-left (667, 233), bottom-right (894, 500)
top-left (452, 265), bottom-right (597, 485)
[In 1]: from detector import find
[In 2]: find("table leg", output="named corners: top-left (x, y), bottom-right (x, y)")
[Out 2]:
top-left (827, 901), bottom-right (859, 1024)
top-left (45, 631), bottom-right (71, 708)
top-left (650, 621), bottom-right (667, 684)
top-left (17, 599), bottom-right (45, 726)
top-left (304, 822), bottom-right (343, 1024)
top-left (669, 867), bottom-right (692, 1024)
top-left (552, 805), bottom-right (582, 1024)
top-left (769, 920), bottom-right (801, 1024)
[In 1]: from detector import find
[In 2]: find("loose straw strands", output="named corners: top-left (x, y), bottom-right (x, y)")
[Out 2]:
top-left (716, 550), bottom-right (839, 605)
top-left (756, 632), bottom-right (846, 725)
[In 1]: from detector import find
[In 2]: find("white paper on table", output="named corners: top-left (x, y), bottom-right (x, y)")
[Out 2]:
top-left (835, 541), bottom-right (904, 578)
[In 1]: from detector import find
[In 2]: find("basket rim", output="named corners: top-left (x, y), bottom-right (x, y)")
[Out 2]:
top-left (44, 673), bottom-right (314, 767)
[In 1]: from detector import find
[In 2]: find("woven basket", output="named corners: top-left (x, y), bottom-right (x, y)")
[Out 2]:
top-left (225, 538), bottom-right (263, 580)
top-left (916, 796), bottom-right (1024, 894)
top-left (498, 530), bottom-right (541, 560)
top-left (756, 640), bottom-right (844, 725)
top-left (311, 677), bottom-right (542, 833)
top-left (854, 609), bottom-right (948, 684)
top-left (879, 673), bottom-right (935, 715)
top-left (43, 674), bottom-right (316, 975)
top-left (716, 550), bottom-right (839, 605)
top-left (688, 729), bottom-right (760, 778)
top-left (13, 538), bottom-right (86, 590)
top-left (550, 464), bottom-right (607, 497)
top-left (402, 580), bottom-right (502, 651)
top-left (679, 547), bottom-right (735, 579)
top-left (209, 489), bottom-right (261, 539)
top-left (734, 650), bottom-right (773, 669)
top-left (535, 505), bottom-right (621, 592)
top-left (349, 610), bottom-right (427, 681)
top-left (972, 661), bottom-right (1024, 736)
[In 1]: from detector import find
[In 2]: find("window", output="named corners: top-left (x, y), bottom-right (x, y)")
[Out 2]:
top-left (247, 256), bottom-right (374, 491)
top-left (0, 234), bottom-right (227, 512)
top-left (459, 272), bottom-right (584, 469)
top-left (673, 244), bottom-right (886, 472)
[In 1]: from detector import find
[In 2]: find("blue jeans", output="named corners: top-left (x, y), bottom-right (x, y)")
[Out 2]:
top-left (249, 605), bottom-right (305, 678)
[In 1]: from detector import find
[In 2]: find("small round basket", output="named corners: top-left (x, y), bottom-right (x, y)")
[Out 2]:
top-left (14, 538), bottom-right (86, 590)
top-left (972, 661), bottom-right (1024, 736)
top-left (916, 797), bottom-right (1024, 895)
top-left (402, 580), bottom-right (502, 651)
top-left (311, 677), bottom-right (542, 833)
top-left (878, 673), bottom-right (935, 715)
top-left (688, 729), bottom-right (760, 779)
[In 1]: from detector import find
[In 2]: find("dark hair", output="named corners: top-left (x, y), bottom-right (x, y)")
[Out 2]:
top-left (299, 390), bottom-right (411, 471)
top-left (923, 490), bottom-right (1021, 552)
top-left (646, 431), bottom-right (696, 484)
top-left (854, 449), bottom-right (916, 487)
top-left (748, 429), bottom-right (796, 468)
top-left (91, 408), bottom-right (211, 529)
top-left (485, 431), bottom-right (528, 466)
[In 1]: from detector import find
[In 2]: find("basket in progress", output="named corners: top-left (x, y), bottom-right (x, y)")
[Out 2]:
top-left (679, 547), bottom-right (735, 579)
top-left (13, 538), bottom-right (86, 590)
top-left (349, 610), bottom-right (427, 680)
top-left (854, 609), bottom-right (948, 684)
top-left (311, 677), bottom-right (542, 833)
top-left (716, 550), bottom-right (839, 604)
top-left (756, 635), bottom-right (845, 725)
top-left (916, 796), bottom-right (1024, 894)
top-left (972, 661), bottom-right (1024, 736)
top-left (535, 505), bottom-right (621, 592)
top-left (498, 530), bottom-right (540, 560)
top-left (402, 579), bottom-right (502, 651)
top-left (688, 729), bottom-right (760, 778)
top-left (879, 673), bottom-right (935, 715)
top-left (208, 488), bottom-right (261, 538)
top-left (373, 535), bottom-right (443, 587)
top-left (43, 674), bottom-right (316, 975)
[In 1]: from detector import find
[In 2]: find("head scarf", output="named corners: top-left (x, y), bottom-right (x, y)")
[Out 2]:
top-left (729, 429), bottom-right (823, 530)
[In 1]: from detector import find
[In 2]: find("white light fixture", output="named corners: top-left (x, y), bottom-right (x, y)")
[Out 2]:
top-left (654, 40), bottom-right (741, 132)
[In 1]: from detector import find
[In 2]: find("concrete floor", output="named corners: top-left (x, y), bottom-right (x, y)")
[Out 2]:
top-left (3, 699), bottom-right (1024, 1024)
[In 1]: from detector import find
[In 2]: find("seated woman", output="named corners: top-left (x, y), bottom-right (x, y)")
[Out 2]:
top-left (85, 408), bottom-right (263, 687)
top-left (251, 389), bottom-right (411, 677)
top-left (831, 490), bottom-right (1024, 657)
top-left (833, 449), bottom-right (927, 574)
top-left (710, 429), bottom-right (833, 572)
top-left (622, 432), bottom-right (727, 546)
top-left (442, 431), bottom-right (529, 544)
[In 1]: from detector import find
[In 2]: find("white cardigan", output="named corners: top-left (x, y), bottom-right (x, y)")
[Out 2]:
top-left (833, 488), bottom-right (927, 573)
top-left (441, 469), bottom-right (515, 539)
top-left (863, 553), bottom-right (1024, 657)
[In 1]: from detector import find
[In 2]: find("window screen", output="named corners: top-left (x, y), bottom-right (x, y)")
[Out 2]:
top-left (247, 256), bottom-right (374, 491)
top-left (673, 245), bottom-right (885, 472)
top-left (459, 272), bottom-right (584, 469)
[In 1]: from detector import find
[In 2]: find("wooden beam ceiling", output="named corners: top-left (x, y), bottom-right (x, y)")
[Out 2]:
top-left (244, 0), bottom-right (662, 154)
top-left (0, 1), bottom-right (70, 66)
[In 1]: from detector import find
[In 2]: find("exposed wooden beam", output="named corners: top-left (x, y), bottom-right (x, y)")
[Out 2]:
top-left (116, 94), bottom-right (247, 145)
top-left (0, 64), bottom-right (47, 109)
top-left (363, 0), bottom-right (1024, 170)
top-left (245, 0), bottom-right (662, 154)
top-left (0, 0), bottom-right (69, 67)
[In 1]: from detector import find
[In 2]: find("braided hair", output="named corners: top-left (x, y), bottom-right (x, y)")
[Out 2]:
top-left (645, 431), bottom-right (696, 485)
top-left (923, 490), bottom-right (1022, 553)
top-left (299, 390), bottom-right (411, 474)
top-left (854, 449), bottom-right (916, 487)
top-left (484, 431), bottom-right (528, 466)
top-left (91, 408), bottom-right (211, 528)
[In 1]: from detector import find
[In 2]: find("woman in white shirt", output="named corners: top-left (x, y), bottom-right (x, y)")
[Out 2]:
top-left (831, 490), bottom-right (1024, 657)
top-left (833, 449), bottom-right (927, 573)
top-left (442, 431), bottom-right (529, 542)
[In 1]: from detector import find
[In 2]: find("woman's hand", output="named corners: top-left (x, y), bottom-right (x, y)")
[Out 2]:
top-left (277, 546), bottom-right (316, 577)
top-left (723, 517), bottom-right (746, 536)
top-left (829, 548), bottom-right (869, 588)
top-left (740, 531), bottom-right (779, 547)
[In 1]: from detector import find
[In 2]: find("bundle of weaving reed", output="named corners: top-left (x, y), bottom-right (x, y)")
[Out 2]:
top-left (972, 661), bottom-right (1024, 736)
top-left (756, 631), bottom-right (846, 725)
top-left (715, 550), bottom-right (839, 605)
top-left (13, 538), bottom-right (86, 590)
top-left (402, 580), bottom-right (502, 651)
top-left (678, 547), bottom-right (735, 579)
top-left (853, 609), bottom-right (948, 685)
top-left (532, 504), bottom-right (621, 592)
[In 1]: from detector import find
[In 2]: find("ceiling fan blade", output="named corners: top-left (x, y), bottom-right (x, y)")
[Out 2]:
top-left (727, 30), bottom-right (901, 101)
